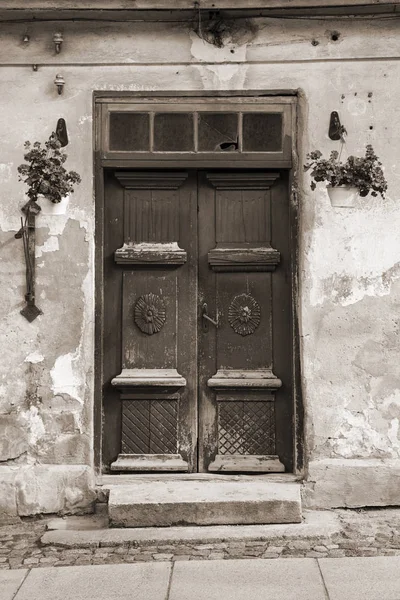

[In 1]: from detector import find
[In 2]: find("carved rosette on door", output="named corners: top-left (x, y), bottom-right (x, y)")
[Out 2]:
top-left (110, 172), bottom-right (192, 472)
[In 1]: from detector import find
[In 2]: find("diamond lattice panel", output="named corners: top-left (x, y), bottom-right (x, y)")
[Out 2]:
top-left (149, 400), bottom-right (178, 454)
top-left (121, 400), bottom-right (178, 455)
top-left (218, 401), bottom-right (276, 455)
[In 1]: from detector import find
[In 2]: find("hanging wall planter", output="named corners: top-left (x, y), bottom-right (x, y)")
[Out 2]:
top-left (15, 131), bottom-right (81, 321)
top-left (327, 185), bottom-right (358, 208)
top-left (304, 145), bottom-right (388, 208)
top-left (39, 194), bottom-right (70, 215)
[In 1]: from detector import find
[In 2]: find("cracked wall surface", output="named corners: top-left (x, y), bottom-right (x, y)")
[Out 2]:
top-left (0, 15), bottom-right (399, 515)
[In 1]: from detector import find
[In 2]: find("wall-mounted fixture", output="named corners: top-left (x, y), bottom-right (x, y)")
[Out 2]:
top-left (329, 111), bottom-right (347, 141)
top-left (53, 32), bottom-right (63, 54)
top-left (15, 202), bottom-right (42, 322)
top-left (23, 34), bottom-right (30, 44)
top-left (56, 118), bottom-right (68, 146)
top-left (54, 73), bottom-right (65, 95)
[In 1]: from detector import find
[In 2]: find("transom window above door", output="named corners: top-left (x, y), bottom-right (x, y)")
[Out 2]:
top-left (109, 111), bottom-right (283, 153)
top-left (98, 96), bottom-right (293, 167)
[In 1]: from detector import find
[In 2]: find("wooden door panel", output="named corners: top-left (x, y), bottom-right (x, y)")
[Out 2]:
top-left (103, 168), bottom-right (293, 474)
top-left (216, 192), bottom-right (268, 243)
top-left (102, 171), bottom-right (198, 472)
top-left (102, 171), bottom-right (124, 469)
top-left (216, 273), bottom-right (272, 371)
top-left (198, 171), bottom-right (293, 473)
top-left (270, 175), bottom-right (294, 469)
top-left (121, 270), bottom-right (178, 370)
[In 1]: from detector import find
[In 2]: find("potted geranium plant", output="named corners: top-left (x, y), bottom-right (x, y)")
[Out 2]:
top-left (18, 132), bottom-right (81, 214)
top-left (304, 144), bottom-right (387, 207)
top-left (15, 132), bottom-right (81, 321)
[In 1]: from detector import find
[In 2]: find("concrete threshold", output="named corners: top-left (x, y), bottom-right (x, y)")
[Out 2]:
top-left (41, 510), bottom-right (341, 548)
top-left (108, 478), bottom-right (301, 527)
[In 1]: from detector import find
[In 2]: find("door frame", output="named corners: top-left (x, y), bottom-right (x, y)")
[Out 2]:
top-left (93, 90), bottom-right (304, 476)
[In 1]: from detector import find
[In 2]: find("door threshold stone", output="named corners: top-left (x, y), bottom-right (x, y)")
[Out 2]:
top-left (107, 480), bottom-right (302, 527)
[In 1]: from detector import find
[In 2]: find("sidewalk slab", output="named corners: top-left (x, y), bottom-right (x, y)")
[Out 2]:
top-left (0, 569), bottom-right (27, 600)
top-left (14, 563), bottom-right (171, 600)
top-left (169, 558), bottom-right (327, 600)
top-left (319, 556), bottom-right (400, 600)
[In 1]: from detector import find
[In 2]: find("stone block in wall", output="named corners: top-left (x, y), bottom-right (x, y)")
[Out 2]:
top-left (0, 415), bottom-right (29, 461)
top-left (36, 433), bottom-right (91, 465)
top-left (303, 458), bottom-right (400, 509)
top-left (14, 465), bottom-right (96, 516)
top-left (0, 467), bottom-right (19, 523)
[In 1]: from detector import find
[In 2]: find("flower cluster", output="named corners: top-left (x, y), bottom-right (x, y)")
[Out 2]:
top-left (18, 132), bottom-right (81, 204)
top-left (304, 145), bottom-right (387, 198)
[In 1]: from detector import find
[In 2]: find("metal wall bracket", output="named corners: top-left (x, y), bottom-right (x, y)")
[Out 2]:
top-left (15, 201), bottom-right (42, 322)
top-left (329, 111), bottom-right (347, 141)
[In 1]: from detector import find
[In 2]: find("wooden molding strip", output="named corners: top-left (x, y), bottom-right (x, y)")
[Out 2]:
top-left (115, 242), bottom-right (187, 265)
top-left (110, 453), bottom-right (188, 472)
top-left (208, 245), bottom-right (280, 272)
top-left (1, 1), bottom-right (398, 10)
top-left (112, 368), bottom-right (186, 388)
top-left (115, 171), bottom-right (188, 190)
top-left (206, 172), bottom-right (280, 190)
top-left (208, 454), bottom-right (285, 473)
top-left (208, 369), bottom-right (282, 389)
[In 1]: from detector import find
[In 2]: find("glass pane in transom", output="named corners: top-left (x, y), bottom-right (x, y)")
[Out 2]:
top-left (154, 113), bottom-right (194, 152)
top-left (243, 113), bottom-right (282, 152)
top-left (198, 113), bottom-right (238, 152)
top-left (109, 112), bottom-right (149, 151)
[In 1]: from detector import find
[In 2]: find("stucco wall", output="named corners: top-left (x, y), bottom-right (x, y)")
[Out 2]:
top-left (0, 15), bottom-right (399, 517)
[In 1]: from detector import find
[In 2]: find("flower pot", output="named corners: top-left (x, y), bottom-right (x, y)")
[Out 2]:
top-left (327, 186), bottom-right (358, 208)
top-left (38, 194), bottom-right (70, 215)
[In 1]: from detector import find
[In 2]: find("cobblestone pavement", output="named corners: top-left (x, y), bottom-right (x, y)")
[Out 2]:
top-left (1, 509), bottom-right (400, 569)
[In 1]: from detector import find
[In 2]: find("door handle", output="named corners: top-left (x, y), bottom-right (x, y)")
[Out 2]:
top-left (202, 303), bottom-right (219, 331)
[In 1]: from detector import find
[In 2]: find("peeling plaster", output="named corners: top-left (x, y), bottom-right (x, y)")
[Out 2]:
top-left (189, 30), bottom-right (247, 63)
top-left (307, 197), bottom-right (400, 307)
top-left (50, 353), bottom-right (83, 403)
top-left (330, 407), bottom-right (400, 459)
top-left (24, 352), bottom-right (44, 364)
top-left (189, 31), bottom-right (248, 89)
top-left (36, 214), bottom-right (69, 236)
top-left (35, 235), bottom-right (59, 258)
top-left (20, 406), bottom-right (45, 446)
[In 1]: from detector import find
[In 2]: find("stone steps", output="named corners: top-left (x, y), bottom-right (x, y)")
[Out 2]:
top-left (106, 478), bottom-right (302, 527)
top-left (41, 511), bottom-right (340, 551)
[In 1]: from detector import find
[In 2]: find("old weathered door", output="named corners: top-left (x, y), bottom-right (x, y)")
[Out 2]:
top-left (102, 169), bottom-right (293, 473)
top-left (198, 171), bottom-right (293, 473)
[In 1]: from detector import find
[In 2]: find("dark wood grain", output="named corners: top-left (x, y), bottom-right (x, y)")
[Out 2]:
top-left (198, 171), bottom-right (293, 472)
top-left (102, 170), bottom-right (124, 470)
top-left (102, 172), bottom-right (198, 472)
top-left (102, 169), bottom-right (294, 473)
top-left (208, 245), bottom-right (280, 271)
top-left (271, 172), bottom-right (294, 471)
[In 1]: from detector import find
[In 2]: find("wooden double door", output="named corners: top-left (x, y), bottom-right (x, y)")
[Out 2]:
top-left (102, 169), bottom-right (294, 473)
